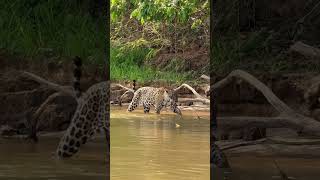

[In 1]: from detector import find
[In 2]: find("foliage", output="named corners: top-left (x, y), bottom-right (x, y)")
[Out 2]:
top-left (111, 0), bottom-right (209, 82)
top-left (0, 0), bottom-right (106, 66)
top-left (111, 40), bottom-right (191, 83)
top-left (111, 0), bottom-right (208, 26)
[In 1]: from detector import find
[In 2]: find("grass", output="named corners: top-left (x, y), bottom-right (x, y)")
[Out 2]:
top-left (110, 41), bottom-right (192, 83)
top-left (0, 0), bottom-right (106, 67)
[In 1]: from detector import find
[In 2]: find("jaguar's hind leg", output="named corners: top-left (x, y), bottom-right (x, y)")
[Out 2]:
top-left (143, 102), bottom-right (151, 113)
top-left (155, 103), bottom-right (164, 114)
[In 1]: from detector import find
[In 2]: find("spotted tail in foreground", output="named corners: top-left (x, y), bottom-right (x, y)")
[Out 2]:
top-left (56, 82), bottom-right (109, 158)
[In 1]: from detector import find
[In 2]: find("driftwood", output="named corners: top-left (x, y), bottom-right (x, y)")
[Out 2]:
top-left (173, 83), bottom-right (210, 104)
top-left (21, 71), bottom-right (77, 100)
top-left (27, 92), bottom-right (64, 142)
top-left (210, 70), bottom-right (320, 137)
top-left (119, 90), bottom-right (133, 106)
top-left (111, 84), bottom-right (134, 106)
top-left (218, 137), bottom-right (320, 151)
top-left (17, 71), bottom-right (79, 141)
top-left (200, 74), bottom-right (210, 81)
top-left (112, 83), bottom-right (134, 93)
top-left (289, 41), bottom-right (320, 58)
top-left (219, 139), bottom-right (267, 151)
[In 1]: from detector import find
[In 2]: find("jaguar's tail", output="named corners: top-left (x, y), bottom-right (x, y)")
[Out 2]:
top-left (73, 56), bottom-right (82, 97)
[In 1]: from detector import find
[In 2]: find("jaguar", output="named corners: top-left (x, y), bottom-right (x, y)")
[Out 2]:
top-left (127, 87), bottom-right (181, 115)
top-left (56, 57), bottom-right (109, 158)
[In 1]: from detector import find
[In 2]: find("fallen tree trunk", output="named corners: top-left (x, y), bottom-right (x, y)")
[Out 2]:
top-left (200, 74), bottom-right (210, 81)
top-left (211, 70), bottom-right (320, 137)
top-left (111, 84), bottom-right (134, 106)
top-left (289, 41), bottom-right (320, 58)
top-left (27, 92), bottom-right (64, 142)
top-left (111, 84), bottom-right (134, 93)
top-left (218, 116), bottom-right (300, 130)
top-left (21, 71), bottom-right (77, 99)
top-left (119, 90), bottom-right (134, 106)
top-left (174, 83), bottom-right (210, 104)
top-left (217, 137), bottom-right (320, 151)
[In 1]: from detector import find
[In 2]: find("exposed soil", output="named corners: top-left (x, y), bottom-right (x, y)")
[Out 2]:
top-left (150, 45), bottom-right (209, 74)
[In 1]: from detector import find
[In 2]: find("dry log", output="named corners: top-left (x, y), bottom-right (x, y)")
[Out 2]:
top-left (200, 74), bottom-right (210, 81)
top-left (27, 92), bottom-right (64, 142)
top-left (112, 83), bottom-right (134, 93)
top-left (111, 84), bottom-right (135, 106)
top-left (174, 83), bottom-right (210, 104)
top-left (21, 71), bottom-right (77, 99)
top-left (178, 98), bottom-right (211, 103)
top-left (219, 139), bottom-right (267, 151)
top-left (119, 90), bottom-right (134, 106)
top-left (289, 41), bottom-right (320, 58)
top-left (211, 70), bottom-right (320, 137)
top-left (217, 137), bottom-right (320, 151)
top-left (218, 116), bottom-right (299, 130)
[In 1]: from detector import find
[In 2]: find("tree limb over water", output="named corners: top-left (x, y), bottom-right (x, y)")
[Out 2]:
top-left (210, 69), bottom-right (320, 137)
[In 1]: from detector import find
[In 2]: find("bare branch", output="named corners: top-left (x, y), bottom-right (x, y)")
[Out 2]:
top-left (217, 137), bottom-right (320, 151)
top-left (219, 139), bottom-right (267, 151)
top-left (289, 41), bottom-right (320, 58)
top-left (200, 74), bottom-right (210, 81)
top-left (112, 83), bottom-right (134, 93)
top-left (174, 83), bottom-right (210, 104)
top-left (27, 92), bottom-right (64, 142)
top-left (21, 71), bottom-right (76, 98)
top-left (211, 70), bottom-right (320, 136)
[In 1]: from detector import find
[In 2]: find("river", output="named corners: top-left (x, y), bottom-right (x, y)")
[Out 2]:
top-left (110, 106), bottom-right (210, 180)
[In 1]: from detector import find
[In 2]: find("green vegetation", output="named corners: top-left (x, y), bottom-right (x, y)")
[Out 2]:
top-left (212, 0), bottom-right (320, 74)
top-left (110, 41), bottom-right (192, 83)
top-left (111, 0), bottom-right (209, 82)
top-left (0, 0), bottom-right (106, 67)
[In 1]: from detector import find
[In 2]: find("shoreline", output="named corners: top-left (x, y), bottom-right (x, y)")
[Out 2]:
top-left (110, 104), bottom-right (210, 117)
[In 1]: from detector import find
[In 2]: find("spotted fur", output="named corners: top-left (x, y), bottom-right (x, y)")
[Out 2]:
top-left (127, 87), bottom-right (181, 115)
top-left (56, 81), bottom-right (109, 158)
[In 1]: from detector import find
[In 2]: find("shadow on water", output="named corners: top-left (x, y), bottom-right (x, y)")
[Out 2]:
top-left (0, 135), bottom-right (108, 179)
top-left (110, 106), bottom-right (210, 180)
top-left (212, 151), bottom-right (320, 180)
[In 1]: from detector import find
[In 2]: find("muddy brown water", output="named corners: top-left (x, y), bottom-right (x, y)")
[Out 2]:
top-left (213, 154), bottom-right (320, 180)
top-left (0, 135), bottom-right (108, 179)
top-left (1, 106), bottom-right (319, 180)
top-left (110, 106), bottom-right (210, 180)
